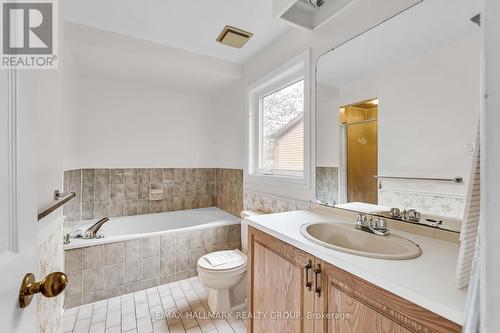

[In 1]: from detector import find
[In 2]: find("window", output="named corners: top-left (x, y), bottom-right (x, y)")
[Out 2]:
top-left (261, 80), bottom-right (304, 175)
top-left (246, 49), bottom-right (311, 187)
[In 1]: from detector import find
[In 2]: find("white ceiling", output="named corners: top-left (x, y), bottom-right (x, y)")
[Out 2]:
top-left (63, 0), bottom-right (290, 64)
top-left (317, 0), bottom-right (482, 87)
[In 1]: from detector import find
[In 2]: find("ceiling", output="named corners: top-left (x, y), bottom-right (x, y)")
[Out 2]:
top-left (317, 0), bottom-right (482, 88)
top-left (63, 0), bottom-right (290, 64)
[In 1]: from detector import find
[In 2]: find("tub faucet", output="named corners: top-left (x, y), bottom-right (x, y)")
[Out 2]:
top-left (83, 217), bottom-right (109, 239)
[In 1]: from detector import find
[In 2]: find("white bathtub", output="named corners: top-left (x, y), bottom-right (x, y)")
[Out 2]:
top-left (63, 207), bottom-right (242, 307)
top-left (63, 207), bottom-right (240, 250)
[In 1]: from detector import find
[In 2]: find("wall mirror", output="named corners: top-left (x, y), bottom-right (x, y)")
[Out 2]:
top-left (315, 0), bottom-right (481, 232)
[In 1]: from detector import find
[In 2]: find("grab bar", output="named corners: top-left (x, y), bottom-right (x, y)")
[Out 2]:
top-left (38, 190), bottom-right (76, 221)
top-left (374, 175), bottom-right (463, 183)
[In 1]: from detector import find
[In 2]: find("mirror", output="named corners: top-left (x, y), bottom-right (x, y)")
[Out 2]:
top-left (315, 0), bottom-right (481, 232)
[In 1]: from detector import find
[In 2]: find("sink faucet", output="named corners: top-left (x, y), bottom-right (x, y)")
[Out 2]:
top-left (355, 214), bottom-right (390, 236)
top-left (83, 217), bottom-right (109, 239)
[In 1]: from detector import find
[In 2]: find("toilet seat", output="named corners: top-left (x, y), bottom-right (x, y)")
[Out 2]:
top-left (198, 249), bottom-right (247, 272)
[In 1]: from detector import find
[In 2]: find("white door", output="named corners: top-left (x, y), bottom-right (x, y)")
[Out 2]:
top-left (0, 70), bottom-right (39, 331)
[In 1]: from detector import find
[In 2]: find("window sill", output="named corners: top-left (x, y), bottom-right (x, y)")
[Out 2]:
top-left (246, 172), bottom-right (309, 187)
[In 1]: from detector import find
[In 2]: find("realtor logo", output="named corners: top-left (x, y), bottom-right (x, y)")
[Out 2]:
top-left (1, 0), bottom-right (58, 69)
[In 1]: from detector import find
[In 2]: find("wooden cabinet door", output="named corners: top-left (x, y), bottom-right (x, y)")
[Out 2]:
top-left (247, 226), bottom-right (316, 333)
top-left (320, 263), bottom-right (461, 333)
top-left (327, 285), bottom-right (411, 333)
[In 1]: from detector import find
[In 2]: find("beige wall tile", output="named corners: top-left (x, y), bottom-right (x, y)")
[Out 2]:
top-left (110, 184), bottom-right (125, 202)
top-left (143, 237), bottom-right (160, 258)
top-left (109, 202), bottom-right (123, 217)
top-left (124, 282), bottom-right (143, 294)
top-left (204, 228), bottom-right (218, 247)
top-left (65, 249), bottom-right (82, 273)
top-left (105, 264), bottom-right (124, 289)
top-left (83, 290), bottom-right (104, 304)
top-left (160, 234), bottom-right (175, 256)
top-left (143, 257), bottom-right (160, 280)
top-left (105, 242), bottom-right (124, 265)
top-left (125, 239), bottom-right (143, 262)
top-left (218, 226), bottom-right (230, 244)
top-left (189, 230), bottom-right (204, 249)
top-left (124, 261), bottom-right (143, 284)
top-left (137, 169), bottom-right (150, 184)
top-left (110, 169), bottom-right (124, 185)
top-left (175, 232), bottom-right (189, 252)
top-left (94, 169), bottom-right (110, 186)
top-left (83, 245), bottom-right (103, 270)
top-left (143, 278), bottom-right (161, 290)
top-left (160, 256), bottom-right (175, 277)
top-left (83, 268), bottom-right (104, 293)
top-left (94, 183), bottom-right (110, 202)
top-left (175, 252), bottom-right (190, 272)
top-left (137, 200), bottom-right (151, 215)
top-left (66, 272), bottom-right (83, 298)
top-left (104, 287), bottom-right (124, 299)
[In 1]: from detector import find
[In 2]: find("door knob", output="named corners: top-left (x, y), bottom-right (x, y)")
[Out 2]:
top-left (19, 272), bottom-right (68, 308)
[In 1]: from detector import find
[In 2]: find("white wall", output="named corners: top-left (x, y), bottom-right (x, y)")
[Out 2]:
top-left (322, 34), bottom-right (480, 198)
top-left (66, 77), bottom-right (224, 169)
top-left (63, 24), bottom-right (245, 170)
top-left (483, 0), bottom-right (500, 330)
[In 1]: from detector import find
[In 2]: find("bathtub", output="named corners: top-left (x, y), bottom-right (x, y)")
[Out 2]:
top-left (63, 207), bottom-right (242, 308)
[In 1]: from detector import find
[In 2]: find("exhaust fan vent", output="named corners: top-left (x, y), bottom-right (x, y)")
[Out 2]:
top-left (216, 25), bottom-right (253, 49)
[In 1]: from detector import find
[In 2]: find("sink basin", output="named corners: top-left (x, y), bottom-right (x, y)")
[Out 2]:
top-left (300, 223), bottom-right (422, 260)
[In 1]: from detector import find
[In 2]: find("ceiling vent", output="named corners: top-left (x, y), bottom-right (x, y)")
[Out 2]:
top-left (216, 25), bottom-right (253, 48)
top-left (276, 0), bottom-right (355, 31)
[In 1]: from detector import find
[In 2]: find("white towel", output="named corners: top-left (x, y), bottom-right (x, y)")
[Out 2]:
top-left (203, 251), bottom-right (242, 267)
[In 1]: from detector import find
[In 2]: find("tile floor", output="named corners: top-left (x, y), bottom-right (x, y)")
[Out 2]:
top-left (62, 276), bottom-right (247, 333)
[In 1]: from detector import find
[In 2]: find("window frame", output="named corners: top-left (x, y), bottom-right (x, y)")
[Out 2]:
top-left (245, 49), bottom-right (312, 188)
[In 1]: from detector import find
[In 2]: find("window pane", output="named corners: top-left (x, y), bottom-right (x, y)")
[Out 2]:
top-left (261, 80), bottom-right (304, 172)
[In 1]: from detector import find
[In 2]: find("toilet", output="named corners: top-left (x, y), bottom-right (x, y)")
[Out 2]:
top-left (197, 211), bottom-right (261, 312)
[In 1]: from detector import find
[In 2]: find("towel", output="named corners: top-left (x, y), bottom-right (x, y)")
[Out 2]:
top-left (203, 251), bottom-right (242, 267)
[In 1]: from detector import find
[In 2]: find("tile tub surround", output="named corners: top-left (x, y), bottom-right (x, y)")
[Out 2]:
top-left (64, 224), bottom-right (242, 308)
top-left (63, 168), bottom-right (243, 221)
top-left (215, 168), bottom-right (243, 217)
top-left (243, 190), bottom-right (311, 214)
top-left (316, 166), bottom-right (339, 205)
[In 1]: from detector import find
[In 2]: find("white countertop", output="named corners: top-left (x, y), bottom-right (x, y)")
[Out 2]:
top-left (245, 207), bottom-right (467, 325)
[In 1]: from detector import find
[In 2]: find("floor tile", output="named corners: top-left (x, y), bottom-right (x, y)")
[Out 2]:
top-left (62, 276), bottom-right (245, 333)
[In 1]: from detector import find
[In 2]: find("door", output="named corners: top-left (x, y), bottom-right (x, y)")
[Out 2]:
top-left (247, 226), bottom-right (316, 333)
top-left (0, 70), bottom-right (39, 331)
top-left (346, 120), bottom-right (378, 204)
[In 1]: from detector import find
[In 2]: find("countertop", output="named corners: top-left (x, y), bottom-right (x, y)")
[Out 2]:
top-left (245, 207), bottom-right (467, 325)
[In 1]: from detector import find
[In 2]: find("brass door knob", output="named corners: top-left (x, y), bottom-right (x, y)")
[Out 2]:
top-left (19, 272), bottom-right (68, 308)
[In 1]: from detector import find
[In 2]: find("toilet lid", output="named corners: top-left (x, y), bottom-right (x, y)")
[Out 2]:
top-left (198, 249), bottom-right (247, 271)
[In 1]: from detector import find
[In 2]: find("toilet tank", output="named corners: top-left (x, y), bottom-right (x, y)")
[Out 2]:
top-left (240, 210), bottom-right (264, 253)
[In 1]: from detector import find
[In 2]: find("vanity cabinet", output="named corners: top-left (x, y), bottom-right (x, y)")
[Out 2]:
top-left (247, 226), bottom-right (461, 333)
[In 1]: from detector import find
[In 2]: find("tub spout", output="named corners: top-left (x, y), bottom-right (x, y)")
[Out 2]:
top-left (83, 217), bottom-right (109, 239)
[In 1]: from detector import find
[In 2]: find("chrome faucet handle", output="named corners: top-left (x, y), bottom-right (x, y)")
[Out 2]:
top-left (389, 208), bottom-right (401, 218)
top-left (355, 214), bottom-right (365, 226)
top-left (403, 209), bottom-right (421, 222)
top-left (375, 218), bottom-right (387, 231)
